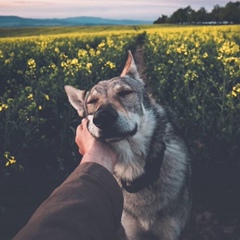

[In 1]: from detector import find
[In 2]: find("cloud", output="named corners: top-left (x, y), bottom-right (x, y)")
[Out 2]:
top-left (0, 0), bottom-right (231, 20)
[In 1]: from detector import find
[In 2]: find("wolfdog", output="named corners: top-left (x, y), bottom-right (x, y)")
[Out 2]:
top-left (64, 51), bottom-right (192, 240)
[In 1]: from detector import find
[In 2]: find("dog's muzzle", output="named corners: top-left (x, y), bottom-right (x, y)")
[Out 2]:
top-left (93, 105), bottom-right (118, 130)
top-left (91, 105), bottom-right (138, 142)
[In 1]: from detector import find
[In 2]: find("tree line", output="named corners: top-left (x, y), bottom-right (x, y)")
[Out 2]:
top-left (154, 1), bottom-right (240, 24)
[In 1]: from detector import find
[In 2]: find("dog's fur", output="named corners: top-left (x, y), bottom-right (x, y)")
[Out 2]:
top-left (64, 51), bottom-right (192, 240)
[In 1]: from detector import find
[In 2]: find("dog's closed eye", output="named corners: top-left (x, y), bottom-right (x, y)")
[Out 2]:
top-left (118, 90), bottom-right (134, 97)
top-left (87, 98), bottom-right (98, 104)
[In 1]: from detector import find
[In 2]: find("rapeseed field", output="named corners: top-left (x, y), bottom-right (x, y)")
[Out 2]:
top-left (0, 24), bottom-right (239, 239)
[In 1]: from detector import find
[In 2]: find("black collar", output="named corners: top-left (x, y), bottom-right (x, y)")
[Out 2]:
top-left (121, 142), bottom-right (166, 193)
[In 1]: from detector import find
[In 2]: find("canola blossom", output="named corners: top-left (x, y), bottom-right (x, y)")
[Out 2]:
top-left (0, 25), bottom-right (239, 169)
top-left (0, 31), bottom-right (138, 168)
top-left (144, 25), bottom-right (240, 142)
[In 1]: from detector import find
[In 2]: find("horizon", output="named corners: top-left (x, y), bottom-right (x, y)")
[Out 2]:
top-left (0, 15), bottom-right (152, 22)
top-left (0, 0), bottom-right (231, 21)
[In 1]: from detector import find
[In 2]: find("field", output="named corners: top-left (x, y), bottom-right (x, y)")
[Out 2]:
top-left (0, 25), bottom-right (240, 239)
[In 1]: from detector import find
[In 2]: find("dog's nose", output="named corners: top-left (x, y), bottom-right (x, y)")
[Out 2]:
top-left (93, 106), bottom-right (118, 129)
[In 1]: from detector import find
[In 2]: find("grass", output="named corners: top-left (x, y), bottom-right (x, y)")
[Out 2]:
top-left (0, 25), bottom-right (146, 38)
top-left (1, 24), bottom-right (239, 39)
top-left (0, 24), bottom-right (213, 38)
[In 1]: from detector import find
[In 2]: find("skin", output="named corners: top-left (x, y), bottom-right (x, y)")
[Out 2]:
top-left (76, 118), bottom-right (117, 173)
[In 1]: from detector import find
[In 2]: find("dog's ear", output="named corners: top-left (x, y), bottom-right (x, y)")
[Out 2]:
top-left (64, 85), bottom-right (87, 117)
top-left (120, 51), bottom-right (143, 82)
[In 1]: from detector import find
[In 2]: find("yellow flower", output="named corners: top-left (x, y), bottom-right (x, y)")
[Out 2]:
top-left (4, 152), bottom-right (10, 159)
top-left (195, 42), bottom-right (200, 48)
top-left (89, 48), bottom-right (95, 56)
top-left (233, 84), bottom-right (240, 93)
top-left (0, 49), bottom-right (4, 58)
top-left (203, 52), bottom-right (208, 58)
top-left (60, 53), bottom-right (68, 60)
top-left (229, 83), bottom-right (240, 98)
top-left (38, 105), bottom-right (42, 110)
top-left (71, 58), bottom-right (78, 65)
top-left (61, 61), bottom-right (67, 68)
top-left (44, 94), bottom-right (50, 100)
top-left (78, 49), bottom-right (88, 58)
top-left (27, 58), bottom-right (36, 68)
top-left (0, 103), bottom-right (7, 112)
top-left (98, 42), bottom-right (105, 48)
top-left (96, 50), bottom-right (101, 55)
top-left (4, 152), bottom-right (16, 167)
top-left (86, 63), bottom-right (92, 69)
top-left (231, 91), bottom-right (237, 97)
top-left (10, 159), bottom-right (16, 164)
top-left (105, 61), bottom-right (116, 69)
top-left (54, 47), bottom-right (60, 53)
top-left (49, 63), bottom-right (56, 69)
top-left (5, 59), bottom-right (11, 64)
top-left (27, 93), bottom-right (34, 100)
top-left (5, 158), bottom-right (16, 167)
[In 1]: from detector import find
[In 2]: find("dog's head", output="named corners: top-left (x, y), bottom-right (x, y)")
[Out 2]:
top-left (65, 51), bottom-right (146, 142)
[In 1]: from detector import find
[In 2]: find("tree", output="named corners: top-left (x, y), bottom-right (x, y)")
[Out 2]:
top-left (153, 15), bottom-right (168, 24)
top-left (210, 5), bottom-right (224, 22)
top-left (153, 1), bottom-right (240, 24)
top-left (195, 7), bottom-right (208, 23)
top-left (223, 1), bottom-right (240, 23)
top-left (169, 6), bottom-right (193, 24)
top-left (188, 9), bottom-right (197, 23)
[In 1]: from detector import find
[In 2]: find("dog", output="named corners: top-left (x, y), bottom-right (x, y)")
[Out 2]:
top-left (64, 51), bottom-right (192, 240)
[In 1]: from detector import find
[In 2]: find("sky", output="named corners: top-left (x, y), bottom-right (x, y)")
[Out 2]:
top-left (0, 0), bottom-right (232, 21)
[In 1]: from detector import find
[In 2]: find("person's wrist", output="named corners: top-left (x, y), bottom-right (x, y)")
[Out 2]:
top-left (80, 143), bottom-right (117, 173)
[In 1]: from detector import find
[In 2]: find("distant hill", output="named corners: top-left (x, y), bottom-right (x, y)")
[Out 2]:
top-left (0, 16), bottom-right (152, 27)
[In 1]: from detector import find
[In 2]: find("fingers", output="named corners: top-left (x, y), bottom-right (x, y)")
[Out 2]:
top-left (81, 118), bottom-right (88, 128)
top-left (75, 118), bottom-right (90, 155)
top-left (76, 118), bottom-right (88, 134)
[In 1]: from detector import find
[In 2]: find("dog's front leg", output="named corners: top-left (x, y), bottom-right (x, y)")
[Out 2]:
top-left (116, 223), bottom-right (128, 240)
top-left (116, 211), bottom-right (142, 240)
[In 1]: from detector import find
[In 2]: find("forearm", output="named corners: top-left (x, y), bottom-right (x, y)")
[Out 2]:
top-left (80, 144), bottom-right (116, 173)
top-left (13, 162), bottom-right (123, 240)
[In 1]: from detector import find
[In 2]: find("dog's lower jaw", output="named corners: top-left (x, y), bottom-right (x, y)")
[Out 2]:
top-left (103, 124), bottom-right (138, 143)
top-left (88, 122), bottom-right (138, 143)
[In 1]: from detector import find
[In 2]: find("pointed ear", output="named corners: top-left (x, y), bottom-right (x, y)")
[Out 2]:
top-left (64, 85), bottom-right (87, 117)
top-left (120, 51), bottom-right (142, 82)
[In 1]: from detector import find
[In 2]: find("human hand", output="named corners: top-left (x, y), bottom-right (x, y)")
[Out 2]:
top-left (75, 118), bottom-right (117, 173)
top-left (75, 118), bottom-right (96, 155)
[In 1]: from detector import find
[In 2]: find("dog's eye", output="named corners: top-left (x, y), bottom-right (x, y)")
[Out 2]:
top-left (87, 98), bottom-right (98, 104)
top-left (118, 90), bottom-right (134, 97)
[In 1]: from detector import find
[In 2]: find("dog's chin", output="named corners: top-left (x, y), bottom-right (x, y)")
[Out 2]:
top-left (105, 137), bottom-right (125, 143)
top-left (91, 124), bottom-right (138, 143)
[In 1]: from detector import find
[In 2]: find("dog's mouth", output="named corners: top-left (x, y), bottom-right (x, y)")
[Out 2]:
top-left (104, 124), bottom-right (138, 142)
top-left (92, 124), bottom-right (138, 143)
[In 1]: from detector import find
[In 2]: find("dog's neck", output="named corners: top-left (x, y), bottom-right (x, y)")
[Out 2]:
top-left (111, 137), bottom-right (147, 180)
top-left (111, 108), bottom-right (156, 181)
top-left (121, 141), bottom-right (166, 193)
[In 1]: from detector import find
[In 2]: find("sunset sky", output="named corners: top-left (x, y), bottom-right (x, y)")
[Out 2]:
top-left (0, 0), bottom-right (231, 21)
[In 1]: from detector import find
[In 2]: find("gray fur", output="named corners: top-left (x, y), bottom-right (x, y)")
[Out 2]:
top-left (65, 51), bottom-right (192, 240)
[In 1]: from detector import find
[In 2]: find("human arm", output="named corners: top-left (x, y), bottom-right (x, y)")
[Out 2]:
top-left (13, 119), bottom-right (123, 240)
top-left (76, 118), bottom-right (117, 173)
